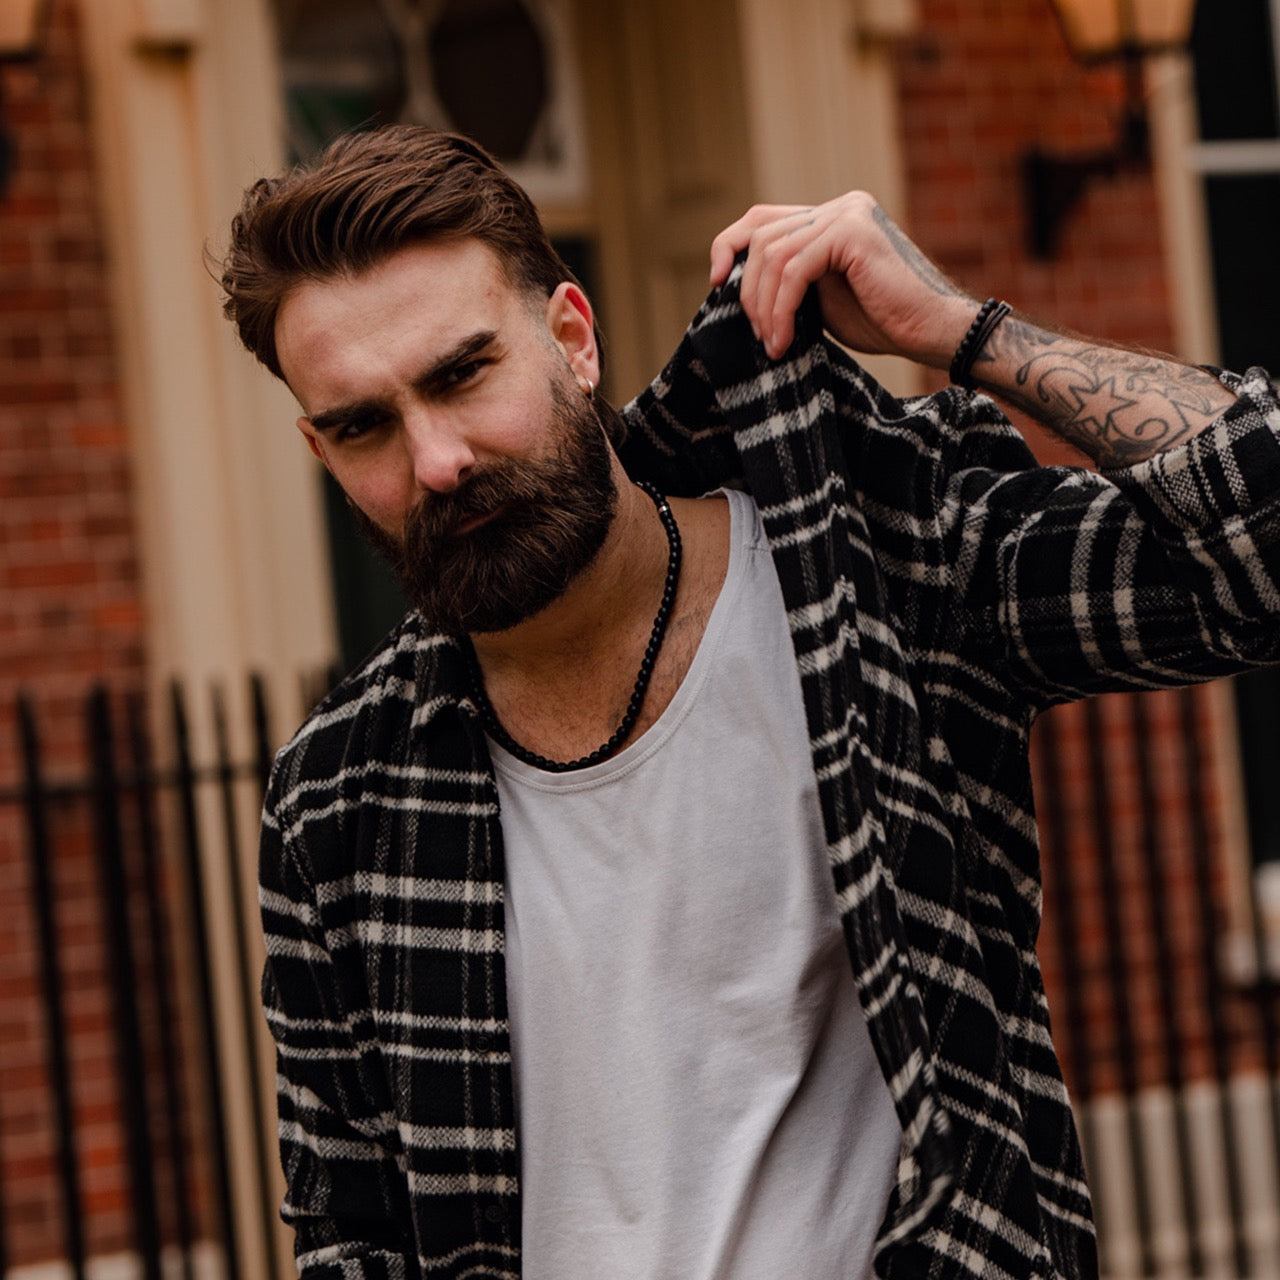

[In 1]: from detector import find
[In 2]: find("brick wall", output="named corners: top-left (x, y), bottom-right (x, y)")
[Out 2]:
top-left (0, 0), bottom-right (144, 713)
top-left (0, 0), bottom-right (150, 1267)
top-left (895, 0), bottom-right (1175, 465)
top-left (0, 0), bottom-right (1271, 1269)
top-left (893, 0), bottom-right (1272, 1098)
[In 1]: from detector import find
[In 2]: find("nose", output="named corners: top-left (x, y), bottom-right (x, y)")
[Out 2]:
top-left (404, 411), bottom-right (476, 494)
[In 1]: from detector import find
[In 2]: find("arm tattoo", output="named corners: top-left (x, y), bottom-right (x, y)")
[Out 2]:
top-left (977, 318), bottom-right (1233, 467)
top-left (872, 205), bottom-right (966, 300)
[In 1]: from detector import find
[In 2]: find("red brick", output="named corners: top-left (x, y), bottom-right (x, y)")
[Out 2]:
top-left (1, 6), bottom-right (146, 1253)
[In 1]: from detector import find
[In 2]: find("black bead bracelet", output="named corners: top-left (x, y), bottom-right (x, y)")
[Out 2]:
top-left (949, 297), bottom-right (1012, 391)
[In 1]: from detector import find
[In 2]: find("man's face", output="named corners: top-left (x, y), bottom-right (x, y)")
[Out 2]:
top-left (276, 239), bottom-right (619, 633)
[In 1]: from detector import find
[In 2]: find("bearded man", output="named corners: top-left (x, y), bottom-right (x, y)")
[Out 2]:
top-left (221, 125), bottom-right (1280, 1280)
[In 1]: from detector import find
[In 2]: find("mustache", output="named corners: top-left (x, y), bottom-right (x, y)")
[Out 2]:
top-left (402, 463), bottom-right (545, 544)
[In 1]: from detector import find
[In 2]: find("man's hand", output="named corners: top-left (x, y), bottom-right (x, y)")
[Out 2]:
top-left (711, 193), bottom-right (1238, 467)
top-left (709, 193), bottom-right (978, 365)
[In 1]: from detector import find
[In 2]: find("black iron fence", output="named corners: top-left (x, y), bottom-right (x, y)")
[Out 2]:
top-left (1, 679), bottom-right (1278, 1278)
top-left (0, 677), bottom-right (318, 1280)
top-left (1037, 687), bottom-right (1280, 1277)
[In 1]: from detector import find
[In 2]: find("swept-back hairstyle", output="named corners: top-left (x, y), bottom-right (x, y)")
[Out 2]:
top-left (220, 125), bottom-right (597, 380)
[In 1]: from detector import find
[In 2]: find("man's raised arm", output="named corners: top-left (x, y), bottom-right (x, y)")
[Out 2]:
top-left (709, 193), bottom-right (1238, 469)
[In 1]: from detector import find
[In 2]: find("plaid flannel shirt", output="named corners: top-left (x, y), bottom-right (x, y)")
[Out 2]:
top-left (260, 267), bottom-right (1280, 1279)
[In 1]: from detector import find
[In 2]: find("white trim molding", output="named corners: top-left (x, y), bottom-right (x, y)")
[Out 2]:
top-left (735, 0), bottom-right (920, 395)
top-left (78, 0), bottom-right (338, 702)
top-left (75, 3), bottom-right (331, 1276)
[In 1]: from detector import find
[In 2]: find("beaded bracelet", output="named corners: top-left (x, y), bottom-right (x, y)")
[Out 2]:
top-left (949, 297), bottom-right (1012, 390)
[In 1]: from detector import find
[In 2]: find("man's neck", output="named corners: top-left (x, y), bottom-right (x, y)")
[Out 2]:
top-left (467, 478), bottom-right (730, 763)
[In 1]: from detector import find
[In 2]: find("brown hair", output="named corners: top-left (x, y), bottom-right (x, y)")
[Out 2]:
top-left (220, 125), bottom-right (598, 380)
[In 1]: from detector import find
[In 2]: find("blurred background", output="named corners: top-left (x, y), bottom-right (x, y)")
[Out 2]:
top-left (0, 1), bottom-right (1278, 1277)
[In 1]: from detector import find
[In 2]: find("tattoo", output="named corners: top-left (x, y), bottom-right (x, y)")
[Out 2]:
top-left (872, 205), bottom-right (966, 299)
top-left (981, 319), bottom-right (1233, 467)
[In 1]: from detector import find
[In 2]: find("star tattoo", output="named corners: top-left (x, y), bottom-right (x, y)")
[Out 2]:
top-left (1063, 374), bottom-right (1139, 441)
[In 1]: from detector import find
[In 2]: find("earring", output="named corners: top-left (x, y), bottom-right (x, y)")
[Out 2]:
top-left (580, 376), bottom-right (595, 400)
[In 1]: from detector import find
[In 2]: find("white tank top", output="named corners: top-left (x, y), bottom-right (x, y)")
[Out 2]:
top-left (492, 488), bottom-right (900, 1280)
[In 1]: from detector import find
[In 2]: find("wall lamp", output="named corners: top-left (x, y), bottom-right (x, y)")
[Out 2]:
top-left (0, 0), bottom-right (49, 200)
top-left (1023, 0), bottom-right (1198, 259)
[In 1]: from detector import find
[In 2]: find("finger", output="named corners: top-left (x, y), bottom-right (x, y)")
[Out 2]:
top-left (762, 233), bottom-right (847, 357)
top-left (709, 203), bottom-right (810, 284)
top-left (741, 210), bottom-right (835, 356)
top-left (735, 209), bottom-right (824, 342)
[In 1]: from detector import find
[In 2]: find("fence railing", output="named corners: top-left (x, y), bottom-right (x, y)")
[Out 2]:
top-left (1036, 686), bottom-right (1280, 1278)
top-left (0, 676), bottom-right (317, 1280)
top-left (1, 679), bottom-right (1278, 1279)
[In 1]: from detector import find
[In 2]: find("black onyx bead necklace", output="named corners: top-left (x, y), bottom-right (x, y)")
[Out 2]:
top-left (467, 480), bottom-right (682, 773)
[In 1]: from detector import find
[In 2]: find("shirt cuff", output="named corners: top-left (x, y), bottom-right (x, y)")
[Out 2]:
top-left (1103, 366), bottom-right (1280, 530)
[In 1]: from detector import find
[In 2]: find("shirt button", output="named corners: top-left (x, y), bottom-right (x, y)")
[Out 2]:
top-left (474, 1032), bottom-right (494, 1053)
top-left (484, 1204), bottom-right (506, 1224)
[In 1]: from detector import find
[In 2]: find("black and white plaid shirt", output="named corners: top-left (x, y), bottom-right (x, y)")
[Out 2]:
top-left (260, 267), bottom-right (1280, 1279)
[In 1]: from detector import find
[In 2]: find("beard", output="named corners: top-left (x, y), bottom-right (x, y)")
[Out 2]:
top-left (352, 378), bottom-right (621, 635)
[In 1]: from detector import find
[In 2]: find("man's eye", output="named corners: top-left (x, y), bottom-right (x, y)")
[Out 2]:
top-left (333, 416), bottom-right (384, 443)
top-left (443, 358), bottom-right (487, 388)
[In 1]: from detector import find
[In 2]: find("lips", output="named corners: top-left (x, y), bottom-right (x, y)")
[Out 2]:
top-left (451, 502), bottom-right (509, 537)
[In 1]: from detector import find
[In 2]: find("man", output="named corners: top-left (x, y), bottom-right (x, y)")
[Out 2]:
top-left (221, 125), bottom-right (1280, 1280)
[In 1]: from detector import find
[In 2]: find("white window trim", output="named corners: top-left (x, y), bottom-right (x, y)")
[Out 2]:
top-left (78, 0), bottom-right (337, 702)
top-left (77, 4), bottom-right (335, 1275)
top-left (1149, 19), bottom-right (1280, 977)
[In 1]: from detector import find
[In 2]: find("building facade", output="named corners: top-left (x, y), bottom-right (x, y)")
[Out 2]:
top-left (1, 1), bottom-right (1276, 1276)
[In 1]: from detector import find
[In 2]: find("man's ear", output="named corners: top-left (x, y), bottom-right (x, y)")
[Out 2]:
top-left (295, 417), bottom-right (331, 470)
top-left (546, 282), bottom-right (599, 390)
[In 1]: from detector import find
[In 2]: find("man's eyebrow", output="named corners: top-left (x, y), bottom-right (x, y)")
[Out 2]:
top-left (308, 400), bottom-right (384, 433)
top-left (306, 330), bottom-right (501, 432)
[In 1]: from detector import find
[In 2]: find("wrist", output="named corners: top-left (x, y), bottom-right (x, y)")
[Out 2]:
top-left (949, 299), bottom-right (1013, 389)
top-left (908, 296), bottom-right (985, 371)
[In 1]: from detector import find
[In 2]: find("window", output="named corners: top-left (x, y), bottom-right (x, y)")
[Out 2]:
top-left (1188, 0), bottom-right (1280, 924)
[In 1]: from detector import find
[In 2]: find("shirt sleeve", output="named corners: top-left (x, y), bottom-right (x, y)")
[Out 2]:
top-left (259, 795), bottom-right (420, 1280)
top-left (951, 366), bottom-right (1280, 704)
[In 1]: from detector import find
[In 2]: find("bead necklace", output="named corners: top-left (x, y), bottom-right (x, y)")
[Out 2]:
top-left (467, 480), bottom-right (682, 773)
